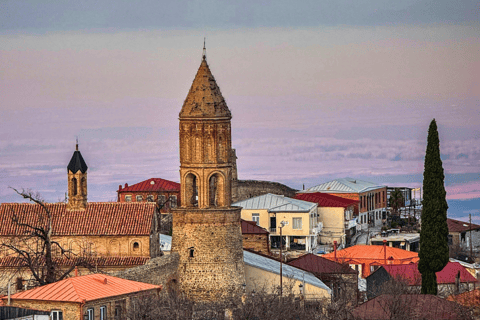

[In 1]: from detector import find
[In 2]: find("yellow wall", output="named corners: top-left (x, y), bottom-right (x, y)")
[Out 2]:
top-left (240, 209), bottom-right (315, 237)
top-left (318, 207), bottom-right (345, 245)
top-left (244, 264), bottom-right (331, 301)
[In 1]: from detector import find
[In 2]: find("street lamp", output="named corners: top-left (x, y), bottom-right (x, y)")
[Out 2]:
top-left (279, 220), bottom-right (288, 297)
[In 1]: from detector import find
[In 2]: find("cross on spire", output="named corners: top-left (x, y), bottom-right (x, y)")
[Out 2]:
top-left (202, 38), bottom-right (206, 60)
top-left (76, 137), bottom-right (79, 151)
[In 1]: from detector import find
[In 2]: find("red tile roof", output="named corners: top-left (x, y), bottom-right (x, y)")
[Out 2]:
top-left (241, 220), bottom-right (269, 234)
top-left (379, 262), bottom-right (477, 285)
top-left (352, 294), bottom-right (467, 319)
top-left (0, 256), bottom-right (149, 267)
top-left (294, 192), bottom-right (358, 208)
top-left (0, 203), bottom-right (156, 236)
top-left (6, 274), bottom-right (160, 303)
top-left (118, 178), bottom-right (180, 193)
top-left (447, 218), bottom-right (480, 233)
top-left (288, 253), bottom-right (356, 274)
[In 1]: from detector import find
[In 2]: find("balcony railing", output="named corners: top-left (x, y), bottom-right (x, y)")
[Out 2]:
top-left (270, 227), bottom-right (277, 234)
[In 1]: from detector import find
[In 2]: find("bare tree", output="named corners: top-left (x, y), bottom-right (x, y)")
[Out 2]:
top-left (1, 188), bottom-right (93, 287)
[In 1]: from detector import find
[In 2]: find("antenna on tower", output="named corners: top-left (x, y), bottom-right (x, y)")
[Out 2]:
top-left (76, 137), bottom-right (79, 151)
top-left (202, 37), bottom-right (206, 60)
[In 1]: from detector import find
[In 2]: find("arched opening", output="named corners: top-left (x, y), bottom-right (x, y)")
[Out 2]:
top-left (189, 247), bottom-right (195, 258)
top-left (72, 178), bottom-right (78, 196)
top-left (80, 177), bottom-right (86, 195)
top-left (209, 173), bottom-right (225, 207)
top-left (185, 173), bottom-right (198, 207)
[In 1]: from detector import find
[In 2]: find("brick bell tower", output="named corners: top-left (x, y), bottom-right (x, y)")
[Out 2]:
top-left (171, 47), bottom-right (245, 302)
top-left (67, 142), bottom-right (88, 210)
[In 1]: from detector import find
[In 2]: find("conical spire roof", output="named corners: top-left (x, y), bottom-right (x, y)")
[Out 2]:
top-left (179, 56), bottom-right (231, 119)
top-left (67, 144), bottom-right (88, 173)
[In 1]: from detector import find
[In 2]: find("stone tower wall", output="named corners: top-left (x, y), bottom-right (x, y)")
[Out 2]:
top-left (172, 207), bottom-right (245, 302)
top-left (67, 170), bottom-right (87, 210)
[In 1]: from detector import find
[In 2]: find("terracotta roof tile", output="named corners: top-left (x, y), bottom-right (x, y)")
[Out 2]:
top-left (7, 274), bottom-right (160, 303)
top-left (0, 203), bottom-right (156, 236)
top-left (118, 178), bottom-right (180, 193)
top-left (294, 192), bottom-right (358, 208)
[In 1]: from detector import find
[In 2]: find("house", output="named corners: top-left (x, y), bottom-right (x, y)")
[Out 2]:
top-left (117, 177), bottom-right (181, 211)
top-left (321, 244), bottom-right (419, 278)
top-left (233, 193), bottom-right (322, 252)
top-left (298, 178), bottom-right (387, 230)
top-left (288, 253), bottom-right (358, 304)
top-left (366, 262), bottom-right (477, 299)
top-left (1, 274), bottom-right (161, 320)
top-left (447, 289), bottom-right (480, 317)
top-left (447, 218), bottom-right (480, 257)
top-left (370, 230), bottom-right (420, 252)
top-left (241, 220), bottom-right (270, 255)
top-left (0, 145), bottom-right (160, 294)
top-left (352, 294), bottom-right (471, 320)
top-left (243, 250), bottom-right (331, 301)
top-left (294, 192), bottom-right (357, 247)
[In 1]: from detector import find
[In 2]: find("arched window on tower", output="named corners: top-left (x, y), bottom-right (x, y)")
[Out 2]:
top-left (81, 177), bottom-right (86, 195)
top-left (185, 173), bottom-right (198, 207)
top-left (72, 178), bottom-right (78, 196)
top-left (209, 173), bottom-right (225, 207)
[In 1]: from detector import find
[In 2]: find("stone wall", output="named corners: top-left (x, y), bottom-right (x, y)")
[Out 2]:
top-left (243, 234), bottom-right (270, 255)
top-left (232, 180), bottom-right (298, 203)
top-left (111, 253), bottom-right (179, 287)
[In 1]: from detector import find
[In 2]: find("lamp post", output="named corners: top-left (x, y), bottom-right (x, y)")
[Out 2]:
top-left (279, 220), bottom-right (287, 297)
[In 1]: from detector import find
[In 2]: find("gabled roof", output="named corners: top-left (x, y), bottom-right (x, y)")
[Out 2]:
top-left (322, 245), bottom-right (419, 264)
top-left (447, 218), bottom-right (480, 233)
top-left (7, 274), bottom-right (160, 303)
top-left (294, 192), bottom-right (358, 208)
top-left (378, 262), bottom-right (477, 285)
top-left (243, 250), bottom-right (331, 294)
top-left (301, 178), bottom-right (385, 194)
top-left (67, 149), bottom-right (88, 173)
top-left (0, 203), bottom-right (156, 236)
top-left (179, 56), bottom-right (231, 119)
top-left (241, 220), bottom-right (269, 234)
top-left (288, 253), bottom-right (357, 275)
top-left (352, 294), bottom-right (467, 319)
top-left (232, 193), bottom-right (316, 213)
top-left (118, 178), bottom-right (180, 193)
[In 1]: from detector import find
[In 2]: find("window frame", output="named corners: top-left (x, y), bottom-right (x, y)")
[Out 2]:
top-left (170, 195), bottom-right (177, 208)
top-left (100, 306), bottom-right (107, 320)
top-left (136, 194), bottom-right (143, 202)
top-left (125, 195), bottom-right (132, 202)
top-left (87, 308), bottom-right (94, 320)
top-left (292, 217), bottom-right (302, 230)
top-left (252, 213), bottom-right (260, 225)
top-left (50, 310), bottom-right (63, 320)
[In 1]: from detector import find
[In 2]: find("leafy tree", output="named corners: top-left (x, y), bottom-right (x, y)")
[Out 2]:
top-left (418, 119), bottom-right (449, 295)
top-left (389, 188), bottom-right (404, 216)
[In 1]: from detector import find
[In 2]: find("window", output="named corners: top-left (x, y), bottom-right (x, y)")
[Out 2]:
top-left (125, 195), bottom-right (132, 202)
top-left (51, 310), bottom-right (63, 320)
top-left (87, 308), bottom-right (94, 320)
top-left (293, 218), bottom-right (302, 230)
top-left (171, 195), bottom-right (177, 208)
top-left (133, 242), bottom-right (140, 252)
top-left (100, 306), bottom-right (107, 320)
top-left (189, 247), bottom-right (195, 258)
top-left (72, 178), bottom-right (78, 196)
top-left (448, 234), bottom-right (453, 245)
top-left (147, 195), bottom-right (154, 202)
top-left (136, 195), bottom-right (143, 202)
top-left (158, 194), bottom-right (166, 204)
top-left (115, 306), bottom-right (122, 320)
top-left (252, 213), bottom-right (260, 225)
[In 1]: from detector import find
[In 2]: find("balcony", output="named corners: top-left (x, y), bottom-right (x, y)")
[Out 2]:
top-left (345, 218), bottom-right (357, 230)
top-left (310, 222), bottom-right (323, 235)
top-left (269, 227), bottom-right (277, 234)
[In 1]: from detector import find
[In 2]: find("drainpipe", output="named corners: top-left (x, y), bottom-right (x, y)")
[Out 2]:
top-left (383, 239), bottom-right (387, 265)
top-left (80, 299), bottom-right (86, 320)
top-left (334, 241), bottom-right (337, 262)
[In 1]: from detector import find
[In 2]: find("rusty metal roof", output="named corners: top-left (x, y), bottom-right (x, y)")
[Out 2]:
top-left (118, 178), bottom-right (180, 193)
top-left (7, 274), bottom-right (160, 303)
top-left (288, 253), bottom-right (357, 274)
top-left (0, 202), bottom-right (156, 236)
top-left (294, 192), bottom-right (358, 208)
top-left (447, 218), bottom-right (480, 233)
top-left (241, 219), bottom-right (269, 234)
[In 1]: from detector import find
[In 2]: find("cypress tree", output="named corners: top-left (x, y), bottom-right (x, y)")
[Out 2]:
top-left (418, 119), bottom-right (449, 294)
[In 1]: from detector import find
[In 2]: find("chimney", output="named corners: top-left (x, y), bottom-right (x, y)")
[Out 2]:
top-left (104, 278), bottom-right (108, 284)
top-left (125, 183), bottom-right (128, 188)
top-left (334, 241), bottom-right (337, 262)
top-left (383, 239), bottom-right (387, 265)
top-left (119, 185), bottom-right (122, 191)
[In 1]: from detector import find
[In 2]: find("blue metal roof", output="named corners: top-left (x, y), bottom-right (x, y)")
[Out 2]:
top-left (232, 193), bottom-right (316, 212)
